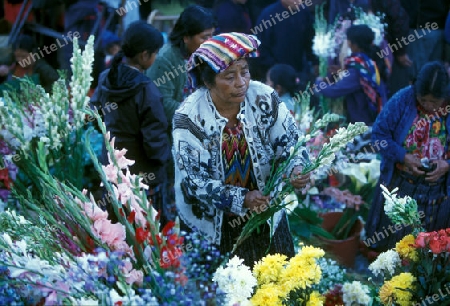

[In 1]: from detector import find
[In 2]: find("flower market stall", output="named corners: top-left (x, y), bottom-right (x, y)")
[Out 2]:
top-left (1, 13), bottom-right (450, 306)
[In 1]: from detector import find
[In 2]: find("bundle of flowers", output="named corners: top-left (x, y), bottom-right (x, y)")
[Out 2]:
top-left (0, 35), bottom-right (102, 211)
top-left (0, 36), bottom-right (223, 304)
top-left (353, 8), bottom-right (387, 47)
top-left (233, 116), bottom-right (368, 250)
top-left (213, 245), bottom-right (325, 305)
top-left (367, 186), bottom-right (450, 305)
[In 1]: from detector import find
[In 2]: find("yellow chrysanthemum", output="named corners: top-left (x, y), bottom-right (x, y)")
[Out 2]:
top-left (300, 246), bottom-right (326, 260)
top-left (279, 259), bottom-right (322, 294)
top-left (380, 273), bottom-right (416, 306)
top-left (250, 283), bottom-right (283, 306)
top-left (395, 235), bottom-right (419, 261)
top-left (306, 291), bottom-right (325, 306)
top-left (253, 253), bottom-right (287, 285)
top-left (379, 280), bottom-right (394, 305)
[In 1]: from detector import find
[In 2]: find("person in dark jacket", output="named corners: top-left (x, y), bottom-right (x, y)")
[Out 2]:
top-left (90, 21), bottom-right (172, 225)
top-left (214, 0), bottom-right (252, 34)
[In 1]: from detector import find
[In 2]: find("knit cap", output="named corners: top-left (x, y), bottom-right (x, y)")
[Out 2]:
top-left (188, 32), bottom-right (260, 73)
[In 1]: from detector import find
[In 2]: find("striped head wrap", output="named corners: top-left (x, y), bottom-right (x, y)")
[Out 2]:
top-left (187, 32), bottom-right (260, 73)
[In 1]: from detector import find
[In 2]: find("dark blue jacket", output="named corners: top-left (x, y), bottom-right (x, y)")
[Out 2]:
top-left (254, 1), bottom-right (317, 74)
top-left (372, 85), bottom-right (450, 194)
top-left (315, 68), bottom-right (387, 125)
top-left (91, 64), bottom-right (171, 185)
top-left (215, 0), bottom-right (252, 34)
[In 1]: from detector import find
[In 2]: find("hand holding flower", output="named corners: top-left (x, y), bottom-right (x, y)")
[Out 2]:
top-left (425, 160), bottom-right (449, 182)
top-left (244, 190), bottom-right (269, 212)
top-left (403, 154), bottom-right (425, 176)
top-left (290, 166), bottom-right (311, 189)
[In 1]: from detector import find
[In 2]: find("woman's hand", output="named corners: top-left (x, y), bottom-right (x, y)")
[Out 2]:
top-left (244, 190), bottom-right (270, 212)
top-left (403, 154), bottom-right (425, 176)
top-left (425, 160), bottom-right (449, 182)
top-left (290, 166), bottom-right (311, 190)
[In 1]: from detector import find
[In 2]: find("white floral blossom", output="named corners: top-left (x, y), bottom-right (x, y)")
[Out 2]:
top-left (342, 281), bottom-right (372, 306)
top-left (369, 249), bottom-right (401, 277)
top-left (213, 256), bottom-right (257, 306)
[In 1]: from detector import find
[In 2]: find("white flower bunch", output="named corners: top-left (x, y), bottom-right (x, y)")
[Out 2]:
top-left (342, 281), bottom-right (372, 306)
top-left (368, 249), bottom-right (401, 277)
top-left (353, 11), bottom-right (387, 47)
top-left (380, 184), bottom-right (422, 228)
top-left (70, 36), bottom-right (94, 130)
top-left (212, 256), bottom-right (257, 305)
top-left (313, 31), bottom-right (337, 58)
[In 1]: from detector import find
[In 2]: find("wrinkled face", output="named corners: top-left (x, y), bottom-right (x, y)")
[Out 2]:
top-left (184, 28), bottom-right (215, 55)
top-left (209, 59), bottom-right (250, 106)
top-left (417, 94), bottom-right (445, 112)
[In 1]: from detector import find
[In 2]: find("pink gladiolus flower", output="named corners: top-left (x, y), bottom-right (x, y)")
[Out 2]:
top-left (108, 148), bottom-right (135, 169)
top-left (92, 219), bottom-right (126, 247)
top-left (82, 202), bottom-right (108, 221)
top-left (102, 164), bottom-right (119, 184)
top-left (117, 182), bottom-right (133, 204)
top-left (125, 269), bottom-right (144, 286)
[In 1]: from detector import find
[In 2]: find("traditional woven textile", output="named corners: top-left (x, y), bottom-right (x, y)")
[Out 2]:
top-left (345, 52), bottom-right (382, 114)
top-left (187, 32), bottom-right (260, 73)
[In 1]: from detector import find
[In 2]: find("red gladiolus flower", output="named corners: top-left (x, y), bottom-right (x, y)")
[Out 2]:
top-left (135, 227), bottom-right (149, 244)
top-left (162, 221), bottom-right (176, 236)
top-left (127, 211), bottom-right (136, 223)
top-left (149, 234), bottom-right (162, 246)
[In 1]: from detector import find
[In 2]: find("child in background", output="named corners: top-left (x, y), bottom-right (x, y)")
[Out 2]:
top-left (101, 31), bottom-right (121, 69)
top-left (266, 63), bottom-right (302, 114)
top-left (315, 24), bottom-right (388, 125)
top-left (90, 21), bottom-right (172, 226)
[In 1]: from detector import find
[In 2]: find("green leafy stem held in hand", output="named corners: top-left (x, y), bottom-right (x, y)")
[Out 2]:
top-left (232, 120), bottom-right (368, 252)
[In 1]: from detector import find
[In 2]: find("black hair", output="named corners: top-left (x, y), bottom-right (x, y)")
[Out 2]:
top-left (346, 24), bottom-right (388, 82)
top-left (13, 34), bottom-right (36, 53)
top-left (268, 64), bottom-right (301, 97)
top-left (192, 61), bottom-right (217, 88)
top-left (169, 5), bottom-right (216, 56)
top-left (414, 61), bottom-right (449, 99)
top-left (108, 21), bottom-right (163, 87)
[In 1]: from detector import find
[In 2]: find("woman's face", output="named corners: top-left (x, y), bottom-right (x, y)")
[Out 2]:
top-left (417, 94), bottom-right (445, 112)
top-left (209, 59), bottom-right (250, 106)
top-left (140, 50), bottom-right (158, 71)
top-left (184, 28), bottom-right (215, 55)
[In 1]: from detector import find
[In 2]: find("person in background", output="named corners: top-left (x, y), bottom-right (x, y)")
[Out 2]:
top-left (265, 63), bottom-right (302, 114)
top-left (146, 5), bottom-right (215, 222)
top-left (214, 0), bottom-right (252, 34)
top-left (315, 25), bottom-right (388, 125)
top-left (255, 0), bottom-right (317, 81)
top-left (101, 31), bottom-right (121, 69)
top-left (174, 32), bottom-right (311, 266)
top-left (388, 0), bottom-right (449, 96)
top-left (90, 21), bottom-right (172, 226)
top-left (146, 5), bottom-right (215, 127)
top-left (365, 61), bottom-right (450, 252)
top-left (0, 34), bottom-right (59, 93)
